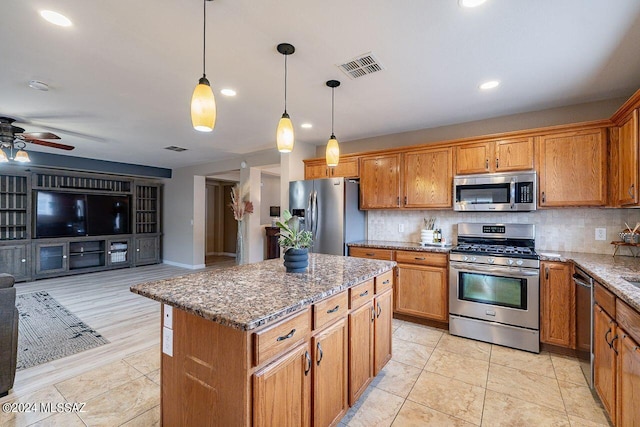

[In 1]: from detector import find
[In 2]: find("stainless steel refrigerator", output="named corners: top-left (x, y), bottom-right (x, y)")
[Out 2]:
top-left (289, 178), bottom-right (366, 256)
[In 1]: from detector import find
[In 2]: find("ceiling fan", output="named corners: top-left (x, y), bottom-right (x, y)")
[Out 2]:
top-left (0, 117), bottom-right (75, 160)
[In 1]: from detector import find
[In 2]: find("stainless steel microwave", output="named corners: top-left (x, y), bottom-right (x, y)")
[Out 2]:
top-left (453, 171), bottom-right (537, 211)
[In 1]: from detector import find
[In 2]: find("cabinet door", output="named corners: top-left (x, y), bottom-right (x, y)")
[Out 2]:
top-left (253, 343), bottom-right (311, 427)
top-left (331, 158), bottom-right (359, 178)
top-left (313, 319), bottom-right (348, 427)
top-left (0, 244), bottom-right (29, 281)
top-left (35, 242), bottom-right (68, 275)
top-left (305, 161), bottom-right (329, 180)
top-left (107, 238), bottom-right (131, 267)
top-left (348, 302), bottom-right (374, 405)
top-left (135, 236), bottom-right (159, 265)
top-left (617, 110), bottom-right (639, 206)
top-left (594, 304), bottom-right (616, 423)
top-left (359, 154), bottom-right (401, 209)
top-left (540, 262), bottom-right (575, 348)
top-left (374, 289), bottom-right (393, 375)
top-left (617, 332), bottom-right (640, 427)
top-left (455, 142), bottom-right (492, 174)
top-left (396, 263), bottom-right (447, 321)
top-left (495, 137), bottom-right (534, 172)
top-left (403, 147), bottom-right (452, 208)
top-left (537, 129), bottom-right (607, 207)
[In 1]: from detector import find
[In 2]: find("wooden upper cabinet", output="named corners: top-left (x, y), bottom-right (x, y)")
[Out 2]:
top-left (536, 129), bottom-right (608, 207)
top-left (359, 154), bottom-right (401, 209)
top-left (304, 157), bottom-right (359, 180)
top-left (455, 137), bottom-right (534, 175)
top-left (403, 147), bottom-right (453, 208)
top-left (540, 261), bottom-right (575, 348)
top-left (616, 109), bottom-right (639, 206)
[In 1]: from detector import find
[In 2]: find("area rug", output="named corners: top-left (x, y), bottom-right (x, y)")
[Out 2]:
top-left (15, 291), bottom-right (109, 370)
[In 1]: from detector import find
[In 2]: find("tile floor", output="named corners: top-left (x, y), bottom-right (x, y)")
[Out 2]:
top-left (0, 319), bottom-right (609, 427)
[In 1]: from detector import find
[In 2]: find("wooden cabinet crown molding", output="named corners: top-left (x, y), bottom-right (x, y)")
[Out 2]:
top-left (611, 87), bottom-right (640, 125)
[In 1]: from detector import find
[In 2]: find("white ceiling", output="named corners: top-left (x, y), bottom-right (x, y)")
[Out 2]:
top-left (2, 0), bottom-right (640, 170)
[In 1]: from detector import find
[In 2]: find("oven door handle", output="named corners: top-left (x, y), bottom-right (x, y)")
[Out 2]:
top-left (450, 261), bottom-right (540, 277)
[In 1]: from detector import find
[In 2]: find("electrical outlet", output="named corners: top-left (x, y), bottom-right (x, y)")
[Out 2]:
top-left (595, 228), bottom-right (606, 241)
top-left (398, 223), bottom-right (404, 233)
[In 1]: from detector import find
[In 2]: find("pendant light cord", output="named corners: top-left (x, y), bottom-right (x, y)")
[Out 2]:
top-left (331, 87), bottom-right (335, 135)
top-left (283, 54), bottom-right (288, 112)
top-left (202, 0), bottom-right (206, 77)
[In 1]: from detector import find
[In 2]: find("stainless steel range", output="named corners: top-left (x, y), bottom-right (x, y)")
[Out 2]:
top-left (449, 223), bottom-right (540, 353)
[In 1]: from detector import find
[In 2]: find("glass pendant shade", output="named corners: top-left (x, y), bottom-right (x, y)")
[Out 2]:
top-left (0, 150), bottom-right (8, 162)
top-left (191, 76), bottom-right (216, 132)
top-left (326, 135), bottom-right (340, 167)
top-left (14, 149), bottom-right (30, 163)
top-left (276, 112), bottom-right (294, 153)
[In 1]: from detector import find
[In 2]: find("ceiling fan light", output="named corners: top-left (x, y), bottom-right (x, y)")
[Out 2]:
top-left (14, 149), bottom-right (30, 163)
top-left (276, 112), bottom-right (294, 153)
top-left (0, 150), bottom-right (8, 163)
top-left (191, 76), bottom-right (216, 132)
top-left (326, 135), bottom-right (340, 167)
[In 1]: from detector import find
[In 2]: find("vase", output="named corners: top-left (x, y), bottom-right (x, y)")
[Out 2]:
top-left (283, 248), bottom-right (309, 273)
top-left (236, 220), bottom-right (244, 265)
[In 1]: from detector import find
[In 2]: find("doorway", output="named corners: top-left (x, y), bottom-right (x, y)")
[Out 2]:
top-left (205, 179), bottom-right (238, 266)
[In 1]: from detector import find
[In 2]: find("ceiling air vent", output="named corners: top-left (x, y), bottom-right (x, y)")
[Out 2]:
top-left (164, 146), bottom-right (188, 152)
top-left (337, 52), bottom-right (384, 79)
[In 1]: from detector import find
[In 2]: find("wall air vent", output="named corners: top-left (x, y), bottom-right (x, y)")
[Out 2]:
top-left (164, 146), bottom-right (188, 152)
top-left (337, 52), bottom-right (384, 79)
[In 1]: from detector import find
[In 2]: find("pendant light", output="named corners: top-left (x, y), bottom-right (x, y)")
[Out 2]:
top-left (325, 80), bottom-right (341, 167)
top-left (190, 0), bottom-right (216, 132)
top-left (276, 43), bottom-right (295, 153)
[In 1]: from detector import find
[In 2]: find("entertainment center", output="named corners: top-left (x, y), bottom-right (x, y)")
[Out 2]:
top-left (0, 168), bottom-right (162, 281)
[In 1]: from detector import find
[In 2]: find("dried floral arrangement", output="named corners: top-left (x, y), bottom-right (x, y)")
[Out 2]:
top-left (229, 184), bottom-right (254, 221)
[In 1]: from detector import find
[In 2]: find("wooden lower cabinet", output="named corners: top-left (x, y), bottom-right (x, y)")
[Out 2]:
top-left (348, 300), bottom-right (375, 405)
top-left (540, 261), bottom-right (575, 348)
top-left (395, 260), bottom-right (448, 321)
top-left (253, 343), bottom-right (311, 427)
top-left (374, 289), bottom-right (393, 375)
top-left (312, 319), bottom-right (348, 427)
top-left (594, 303), bottom-right (617, 423)
top-left (616, 332), bottom-right (640, 426)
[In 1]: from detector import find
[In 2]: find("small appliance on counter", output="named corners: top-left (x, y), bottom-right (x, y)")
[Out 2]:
top-left (449, 223), bottom-right (540, 353)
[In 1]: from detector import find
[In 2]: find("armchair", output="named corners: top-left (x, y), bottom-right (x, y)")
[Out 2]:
top-left (0, 274), bottom-right (17, 397)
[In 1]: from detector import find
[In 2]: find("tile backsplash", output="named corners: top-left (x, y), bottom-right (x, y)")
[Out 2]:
top-left (367, 208), bottom-right (640, 255)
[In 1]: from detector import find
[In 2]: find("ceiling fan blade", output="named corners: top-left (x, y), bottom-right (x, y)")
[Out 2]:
top-left (26, 139), bottom-right (75, 151)
top-left (19, 132), bottom-right (60, 140)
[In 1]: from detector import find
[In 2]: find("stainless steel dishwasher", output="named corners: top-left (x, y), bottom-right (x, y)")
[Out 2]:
top-left (573, 265), bottom-right (594, 388)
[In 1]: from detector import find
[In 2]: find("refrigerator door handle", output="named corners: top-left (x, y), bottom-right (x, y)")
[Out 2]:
top-left (312, 190), bottom-right (319, 241)
top-left (306, 191), bottom-right (313, 233)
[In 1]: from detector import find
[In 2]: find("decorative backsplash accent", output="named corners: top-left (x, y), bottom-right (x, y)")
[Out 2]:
top-left (367, 209), bottom-right (640, 255)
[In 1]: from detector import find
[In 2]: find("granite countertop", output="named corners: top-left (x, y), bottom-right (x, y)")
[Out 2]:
top-left (130, 253), bottom-right (395, 331)
top-left (349, 240), bottom-right (452, 254)
top-left (539, 251), bottom-right (640, 313)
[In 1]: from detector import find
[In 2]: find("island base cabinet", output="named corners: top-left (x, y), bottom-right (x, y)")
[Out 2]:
top-left (374, 289), bottom-right (393, 375)
top-left (253, 344), bottom-right (311, 427)
top-left (348, 301), bottom-right (374, 406)
top-left (594, 304), bottom-right (616, 425)
top-left (617, 333), bottom-right (640, 426)
top-left (312, 319), bottom-right (348, 427)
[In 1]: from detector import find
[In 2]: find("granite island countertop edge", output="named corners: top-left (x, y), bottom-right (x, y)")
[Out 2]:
top-left (130, 254), bottom-right (396, 331)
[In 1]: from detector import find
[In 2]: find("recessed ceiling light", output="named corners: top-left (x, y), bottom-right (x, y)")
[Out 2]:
top-left (459, 0), bottom-right (487, 8)
top-left (28, 80), bottom-right (49, 91)
top-left (479, 80), bottom-right (500, 90)
top-left (301, 123), bottom-right (312, 129)
top-left (40, 10), bottom-right (72, 27)
top-left (220, 88), bottom-right (236, 97)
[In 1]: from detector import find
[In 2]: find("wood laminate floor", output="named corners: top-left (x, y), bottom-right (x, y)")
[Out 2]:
top-left (0, 264), bottom-right (609, 426)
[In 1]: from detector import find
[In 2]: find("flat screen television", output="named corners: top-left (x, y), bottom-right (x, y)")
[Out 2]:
top-left (35, 191), bottom-right (131, 238)
top-left (35, 191), bottom-right (87, 238)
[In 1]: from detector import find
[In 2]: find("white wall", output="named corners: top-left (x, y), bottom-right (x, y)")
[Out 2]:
top-left (260, 173), bottom-right (281, 225)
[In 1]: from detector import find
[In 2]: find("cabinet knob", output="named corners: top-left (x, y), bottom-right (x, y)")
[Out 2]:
top-left (137, 248), bottom-right (140, 252)
top-left (62, 255), bottom-right (67, 259)
top-left (21, 259), bottom-right (26, 263)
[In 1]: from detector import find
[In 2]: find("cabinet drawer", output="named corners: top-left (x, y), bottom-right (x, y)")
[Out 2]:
top-left (313, 291), bottom-right (348, 331)
top-left (395, 251), bottom-right (447, 267)
top-left (595, 282), bottom-right (616, 317)
top-left (375, 270), bottom-right (393, 294)
top-left (349, 279), bottom-right (374, 310)
top-left (616, 299), bottom-right (640, 344)
top-left (253, 308), bottom-right (310, 366)
top-left (349, 247), bottom-right (394, 261)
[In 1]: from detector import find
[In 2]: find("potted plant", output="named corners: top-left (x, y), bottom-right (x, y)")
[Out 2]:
top-left (277, 209), bottom-right (313, 273)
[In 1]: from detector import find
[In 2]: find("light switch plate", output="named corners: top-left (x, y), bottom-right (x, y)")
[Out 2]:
top-left (398, 223), bottom-right (404, 233)
top-left (163, 304), bottom-right (173, 329)
top-left (162, 327), bottom-right (173, 356)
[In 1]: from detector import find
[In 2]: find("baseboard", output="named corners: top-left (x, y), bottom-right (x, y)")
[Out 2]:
top-left (162, 260), bottom-right (206, 270)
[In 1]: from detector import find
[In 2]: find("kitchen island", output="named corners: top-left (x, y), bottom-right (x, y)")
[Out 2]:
top-left (131, 253), bottom-right (395, 427)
